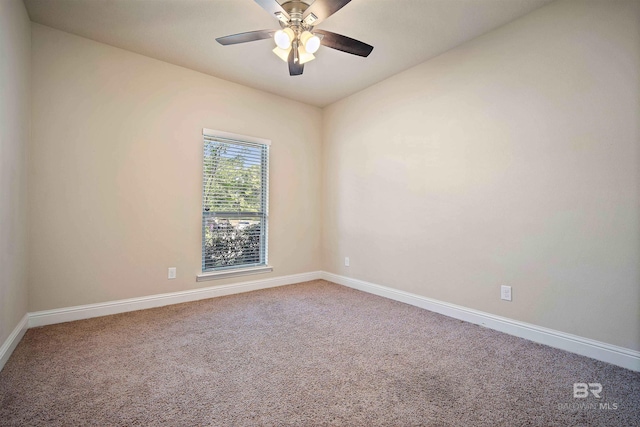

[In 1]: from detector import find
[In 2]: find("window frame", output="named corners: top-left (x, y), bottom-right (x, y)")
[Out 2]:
top-left (197, 128), bottom-right (272, 281)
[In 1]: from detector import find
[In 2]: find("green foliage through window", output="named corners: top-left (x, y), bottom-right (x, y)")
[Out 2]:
top-left (202, 135), bottom-right (268, 271)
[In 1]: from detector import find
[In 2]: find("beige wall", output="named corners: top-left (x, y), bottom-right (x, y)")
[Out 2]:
top-left (0, 0), bottom-right (30, 344)
top-left (29, 24), bottom-right (322, 311)
top-left (25, 0), bottom-right (640, 353)
top-left (322, 0), bottom-right (640, 350)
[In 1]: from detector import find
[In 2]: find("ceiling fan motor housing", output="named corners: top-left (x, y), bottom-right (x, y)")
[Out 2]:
top-left (280, 1), bottom-right (316, 35)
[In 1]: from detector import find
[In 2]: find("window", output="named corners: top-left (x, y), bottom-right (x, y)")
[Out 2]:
top-left (200, 129), bottom-right (270, 279)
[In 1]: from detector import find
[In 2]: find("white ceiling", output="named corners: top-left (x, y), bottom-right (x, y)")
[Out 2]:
top-left (23, 0), bottom-right (554, 107)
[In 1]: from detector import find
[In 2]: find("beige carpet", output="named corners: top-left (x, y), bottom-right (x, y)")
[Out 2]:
top-left (1, 280), bottom-right (638, 426)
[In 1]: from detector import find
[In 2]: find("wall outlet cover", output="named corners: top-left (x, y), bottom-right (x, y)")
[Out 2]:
top-left (501, 285), bottom-right (512, 301)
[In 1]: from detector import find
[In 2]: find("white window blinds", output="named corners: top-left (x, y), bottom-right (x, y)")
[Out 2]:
top-left (202, 129), bottom-right (269, 272)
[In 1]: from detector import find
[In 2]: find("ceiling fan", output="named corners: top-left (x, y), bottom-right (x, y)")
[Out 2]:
top-left (216, 0), bottom-right (373, 76)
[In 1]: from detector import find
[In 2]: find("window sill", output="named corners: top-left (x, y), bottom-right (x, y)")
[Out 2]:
top-left (196, 265), bottom-right (273, 282)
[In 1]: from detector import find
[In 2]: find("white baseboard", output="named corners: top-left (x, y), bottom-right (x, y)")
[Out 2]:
top-left (8, 270), bottom-right (639, 373)
top-left (0, 314), bottom-right (29, 372)
top-left (29, 271), bottom-right (322, 328)
top-left (322, 272), bottom-right (640, 372)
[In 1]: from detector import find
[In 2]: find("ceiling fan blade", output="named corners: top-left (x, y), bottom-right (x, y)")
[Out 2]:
top-left (302, 0), bottom-right (351, 26)
top-left (254, 0), bottom-right (290, 21)
top-left (288, 45), bottom-right (304, 76)
top-left (216, 30), bottom-right (275, 45)
top-left (314, 30), bottom-right (373, 57)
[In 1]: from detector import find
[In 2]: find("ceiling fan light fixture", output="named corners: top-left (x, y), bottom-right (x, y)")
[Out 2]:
top-left (300, 31), bottom-right (321, 54)
top-left (274, 27), bottom-right (294, 49)
top-left (272, 46), bottom-right (291, 62)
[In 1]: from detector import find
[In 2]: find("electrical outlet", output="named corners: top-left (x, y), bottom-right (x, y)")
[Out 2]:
top-left (168, 267), bottom-right (177, 279)
top-left (501, 285), bottom-right (512, 301)
top-left (345, 257), bottom-right (350, 267)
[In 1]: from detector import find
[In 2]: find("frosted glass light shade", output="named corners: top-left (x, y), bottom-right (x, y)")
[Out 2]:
top-left (297, 45), bottom-right (315, 64)
top-left (274, 28), bottom-right (294, 49)
top-left (272, 46), bottom-right (291, 62)
top-left (300, 31), bottom-right (321, 54)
